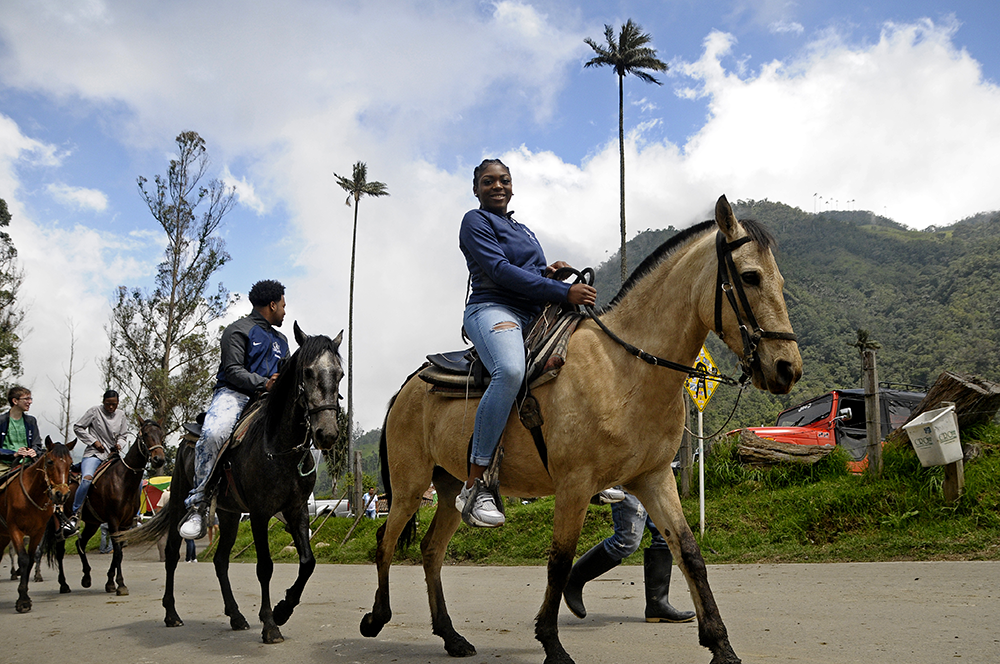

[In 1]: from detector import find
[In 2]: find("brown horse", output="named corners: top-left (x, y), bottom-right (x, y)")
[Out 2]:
top-left (0, 437), bottom-right (74, 612)
top-left (361, 196), bottom-right (802, 664)
top-left (44, 417), bottom-right (165, 595)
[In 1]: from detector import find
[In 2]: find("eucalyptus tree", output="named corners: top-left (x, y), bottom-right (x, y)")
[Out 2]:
top-left (0, 197), bottom-right (25, 393)
top-left (585, 19), bottom-right (668, 284)
top-left (104, 131), bottom-right (235, 434)
top-left (333, 161), bottom-right (389, 453)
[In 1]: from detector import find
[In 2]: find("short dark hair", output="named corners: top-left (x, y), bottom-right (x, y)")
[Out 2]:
top-left (7, 385), bottom-right (30, 407)
top-left (472, 159), bottom-right (510, 187)
top-left (103, 390), bottom-right (119, 401)
top-left (248, 280), bottom-right (286, 307)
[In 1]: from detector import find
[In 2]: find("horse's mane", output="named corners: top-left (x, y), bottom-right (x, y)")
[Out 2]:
top-left (602, 218), bottom-right (775, 313)
top-left (263, 333), bottom-right (343, 436)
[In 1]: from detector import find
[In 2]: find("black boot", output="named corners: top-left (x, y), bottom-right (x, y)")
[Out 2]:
top-left (563, 545), bottom-right (621, 619)
top-left (644, 547), bottom-right (695, 623)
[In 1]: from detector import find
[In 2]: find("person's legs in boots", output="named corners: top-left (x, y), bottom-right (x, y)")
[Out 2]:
top-left (643, 522), bottom-right (695, 623)
top-left (179, 387), bottom-right (247, 539)
top-left (564, 494), bottom-right (644, 618)
top-left (63, 456), bottom-right (100, 535)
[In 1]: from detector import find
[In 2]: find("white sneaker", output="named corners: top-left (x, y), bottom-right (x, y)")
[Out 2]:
top-left (595, 487), bottom-right (626, 504)
top-left (456, 481), bottom-right (505, 528)
top-left (178, 511), bottom-right (204, 539)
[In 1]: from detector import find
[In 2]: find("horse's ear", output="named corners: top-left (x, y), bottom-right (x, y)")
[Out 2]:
top-left (45, 435), bottom-right (54, 451)
top-left (294, 320), bottom-right (308, 346)
top-left (715, 194), bottom-right (742, 241)
top-left (67, 438), bottom-right (77, 450)
top-left (135, 413), bottom-right (145, 428)
top-left (333, 329), bottom-right (344, 348)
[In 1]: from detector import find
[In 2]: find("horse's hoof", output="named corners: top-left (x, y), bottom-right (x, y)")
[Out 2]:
top-left (231, 615), bottom-right (250, 631)
top-left (60, 585), bottom-right (72, 594)
top-left (165, 615), bottom-right (184, 628)
top-left (81, 576), bottom-right (91, 588)
top-left (444, 634), bottom-right (477, 657)
top-left (360, 613), bottom-right (386, 638)
top-left (16, 601), bottom-right (31, 613)
top-left (105, 583), bottom-right (116, 593)
top-left (116, 586), bottom-right (129, 596)
top-left (262, 627), bottom-right (284, 644)
top-left (273, 600), bottom-right (293, 626)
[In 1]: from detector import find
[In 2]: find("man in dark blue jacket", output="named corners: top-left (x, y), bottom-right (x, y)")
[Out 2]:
top-left (178, 280), bottom-right (289, 539)
top-left (0, 386), bottom-right (42, 473)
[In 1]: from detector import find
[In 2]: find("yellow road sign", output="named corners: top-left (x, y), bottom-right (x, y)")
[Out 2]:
top-left (684, 346), bottom-right (719, 412)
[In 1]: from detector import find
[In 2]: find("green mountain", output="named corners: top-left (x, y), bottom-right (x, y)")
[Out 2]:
top-left (591, 200), bottom-right (1000, 434)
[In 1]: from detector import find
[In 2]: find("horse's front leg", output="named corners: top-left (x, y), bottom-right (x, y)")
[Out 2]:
top-left (422, 471), bottom-right (475, 656)
top-left (32, 545), bottom-right (43, 583)
top-left (634, 475), bottom-right (741, 664)
top-left (213, 511), bottom-right (249, 631)
top-left (54, 524), bottom-right (72, 593)
top-left (250, 512), bottom-right (282, 644)
top-left (271, 504), bottom-right (315, 627)
top-left (535, 490), bottom-right (590, 664)
top-left (108, 523), bottom-right (128, 596)
top-left (76, 522), bottom-right (98, 588)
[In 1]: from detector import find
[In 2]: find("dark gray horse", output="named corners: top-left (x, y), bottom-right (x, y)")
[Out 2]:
top-left (120, 322), bottom-right (344, 643)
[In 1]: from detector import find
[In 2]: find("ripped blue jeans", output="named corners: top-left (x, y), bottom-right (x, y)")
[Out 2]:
top-left (463, 302), bottom-right (533, 467)
top-left (602, 492), bottom-right (669, 561)
top-left (184, 386), bottom-right (249, 509)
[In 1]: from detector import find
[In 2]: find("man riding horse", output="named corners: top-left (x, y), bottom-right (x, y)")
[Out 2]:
top-left (177, 279), bottom-right (289, 540)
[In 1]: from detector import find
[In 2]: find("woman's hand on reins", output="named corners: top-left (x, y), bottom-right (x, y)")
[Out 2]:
top-left (567, 283), bottom-right (597, 306)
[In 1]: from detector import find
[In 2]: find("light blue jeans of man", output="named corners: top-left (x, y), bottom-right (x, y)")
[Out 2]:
top-left (602, 493), bottom-right (669, 560)
top-left (463, 302), bottom-right (534, 467)
top-left (184, 386), bottom-right (249, 509)
top-left (71, 456), bottom-right (102, 514)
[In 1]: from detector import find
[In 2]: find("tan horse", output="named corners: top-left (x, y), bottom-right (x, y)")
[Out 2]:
top-left (361, 195), bottom-right (802, 664)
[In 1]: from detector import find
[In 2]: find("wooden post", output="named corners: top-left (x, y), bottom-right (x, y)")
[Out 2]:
top-left (353, 451), bottom-right (363, 518)
top-left (940, 402), bottom-right (965, 504)
top-left (679, 397), bottom-right (692, 497)
top-left (863, 348), bottom-right (882, 477)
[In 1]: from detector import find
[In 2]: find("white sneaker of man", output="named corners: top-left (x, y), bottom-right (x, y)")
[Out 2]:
top-left (595, 487), bottom-right (626, 504)
top-left (178, 510), bottom-right (205, 540)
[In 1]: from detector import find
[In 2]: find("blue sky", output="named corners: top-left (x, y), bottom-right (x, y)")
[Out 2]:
top-left (2, 0), bottom-right (999, 434)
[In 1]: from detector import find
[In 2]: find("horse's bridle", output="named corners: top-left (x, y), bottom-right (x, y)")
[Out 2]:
top-left (582, 230), bottom-right (796, 387)
top-left (713, 232), bottom-right (798, 385)
top-left (20, 451), bottom-right (70, 511)
top-left (271, 384), bottom-right (341, 475)
top-left (120, 421), bottom-right (165, 473)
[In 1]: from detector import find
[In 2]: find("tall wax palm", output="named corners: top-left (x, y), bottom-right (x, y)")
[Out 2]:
top-left (585, 19), bottom-right (668, 284)
top-left (333, 161), bottom-right (389, 455)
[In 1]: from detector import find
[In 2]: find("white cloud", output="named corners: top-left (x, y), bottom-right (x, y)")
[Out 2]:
top-left (221, 167), bottom-right (265, 215)
top-left (770, 20), bottom-right (804, 35)
top-left (45, 182), bottom-right (109, 212)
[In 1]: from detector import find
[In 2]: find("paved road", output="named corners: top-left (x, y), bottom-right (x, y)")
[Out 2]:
top-left (3, 543), bottom-right (998, 664)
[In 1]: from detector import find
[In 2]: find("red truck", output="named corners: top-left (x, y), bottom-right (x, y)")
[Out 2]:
top-left (734, 387), bottom-right (926, 472)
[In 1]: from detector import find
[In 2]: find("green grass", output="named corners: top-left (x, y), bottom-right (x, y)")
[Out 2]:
top-left (205, 423), bottom-right (1000, 566)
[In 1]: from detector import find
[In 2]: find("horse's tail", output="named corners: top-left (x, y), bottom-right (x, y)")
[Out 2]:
top-left (40, 515), bottom-right (60, 567)
top-left (117, 501), bottom-right (173, 546)
top-left (382, 367), bottom-right (423, 549)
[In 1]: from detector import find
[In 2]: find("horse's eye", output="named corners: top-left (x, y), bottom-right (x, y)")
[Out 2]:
top-left (304, 368), bottom-right (315, 379)
top-left (741, 271), bottom-right (761, 287)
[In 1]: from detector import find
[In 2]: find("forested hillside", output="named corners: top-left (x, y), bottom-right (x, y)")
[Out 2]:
top-left (591, 200), bottom-right (1000, 434)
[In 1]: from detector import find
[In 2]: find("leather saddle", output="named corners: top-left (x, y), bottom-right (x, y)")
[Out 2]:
top-left (418, 303), bottom-right (585, 397)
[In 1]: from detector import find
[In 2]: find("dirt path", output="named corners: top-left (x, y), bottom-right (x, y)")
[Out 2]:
top-left (4, 545), bottom-right (998, 664)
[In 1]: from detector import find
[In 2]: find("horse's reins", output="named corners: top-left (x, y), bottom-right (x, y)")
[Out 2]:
top-left (19, 452), bottom-right (70, 511)
top-left (119, 422), bottom-right (165, 473)
top-left (268, 384), bottom-right (342, 476)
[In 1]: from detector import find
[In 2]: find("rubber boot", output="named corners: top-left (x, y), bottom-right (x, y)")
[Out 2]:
top-left (644, 547), bottom-right (696, 623)
top-left (563, 545), bottom-right (621, 619)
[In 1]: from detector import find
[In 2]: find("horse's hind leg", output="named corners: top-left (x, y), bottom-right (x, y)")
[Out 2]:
top-left (76, 522), bottom-right (98, 588)
top-left (422, 470), bottom-right (475, 657)
top-left (109, 523), bottom-right (128, 595)
top-left (12, 534), bottom-right (33, 613)
top-left (212, 511), bottom-right (250, 631)
top-left (163, 524), bottom-right (186, 627)
top-left (272, 504), bottom-right (315, 627)
top-left (634, 475), bottom-right (741, 664)
top-left (534, 490), bottom-right (590, 664)
top-left (32, 545), bottom-right (43, 583)
top-left (360, 488), bottom-right (425, 640)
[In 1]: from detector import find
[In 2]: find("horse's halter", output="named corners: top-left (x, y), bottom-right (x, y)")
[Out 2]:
top-left (120, 421), bottom-right (165, 473)
top-left (713, 231), bottom-right (798, 385)
top-left (21, 451), bottom-right (71, 511)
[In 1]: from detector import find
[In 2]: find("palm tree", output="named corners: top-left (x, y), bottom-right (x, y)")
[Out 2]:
top-left (585, 19), bottom-right (668, 285)
top-left (333, 162), bottom-right (389, 459)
